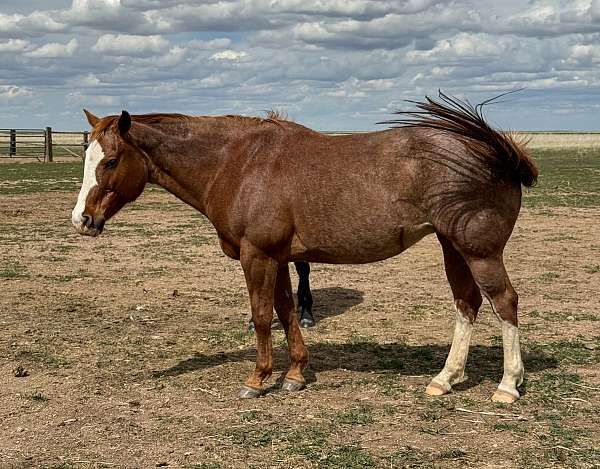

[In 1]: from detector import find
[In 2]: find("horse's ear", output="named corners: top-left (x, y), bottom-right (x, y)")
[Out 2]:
top-left (118, 110), bottom-right (131, 136)
top-left (83, 109), bottom-right (99, 127)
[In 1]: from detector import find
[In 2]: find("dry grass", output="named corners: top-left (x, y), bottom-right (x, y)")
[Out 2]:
top-left (52, 133), bottom-right (87, 145)
top-left (520, 132), bottom-right (600, 149)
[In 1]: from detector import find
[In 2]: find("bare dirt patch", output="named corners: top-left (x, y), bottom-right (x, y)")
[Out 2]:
top-left (1, 189), bottom-right (599, 468)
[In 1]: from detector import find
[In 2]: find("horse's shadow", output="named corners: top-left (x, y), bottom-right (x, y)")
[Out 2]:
top-left (264, 286), bottom-right (362, 330)
top-left (153, 341), bottom-right (557, 394)
top-left (301, 286), bottom-right (364, 320)
top-left (154, 288), bottom-right (556, 394)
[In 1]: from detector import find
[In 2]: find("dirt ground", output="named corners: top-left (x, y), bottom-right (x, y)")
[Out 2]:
top-left (1, 188), bottom-right (599, 469)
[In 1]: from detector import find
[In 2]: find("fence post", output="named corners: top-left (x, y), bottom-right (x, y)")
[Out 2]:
top-left (83, 131), bottom-right (89, 158)
top-left (45, 127), bottom-right (53, 162)
top-left (9, 129), bottom-right (16, 157)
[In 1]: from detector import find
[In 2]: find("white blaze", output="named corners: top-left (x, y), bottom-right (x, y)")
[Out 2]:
top-left (71, 140), bottom-right (104, 227)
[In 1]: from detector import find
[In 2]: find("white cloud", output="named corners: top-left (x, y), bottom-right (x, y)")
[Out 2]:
top-left (494, 0), bottom-right (600, 36)
top-left (72, 0), bottom-right (120, 9)
top-left (0, 85), bottom-right (33, 99)
top-left (210, 49), bottom-right (248, 61)
top-left (61, 0), bottom-right (143, 31)
top-left (0, 14), bottom-right (24, 36)
top-left (66, 91), bottom-right (120, 106)
top-left (565, 43), bottom-right (600, 66)
top-left (0, 11), bottom-right (66, 38)
top-left (25, 38), bottom-right (78, 58)
top-left (406, 33), bottom-right (518, 64)
top-left (0, 39), bottom-right (30, 53)
top-left (19, 11), bottom-right (66, 34)
top-left (263, 0), bottom-right (443, 18)
top-left (93, 34), bottom-right (170, 57)
top-left (67, 73), bottom-right (102, 87)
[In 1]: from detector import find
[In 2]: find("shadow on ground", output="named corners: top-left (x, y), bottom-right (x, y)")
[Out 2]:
top-left (259, 286), bottom-right (363, 330)
top-left (153, 286), bottom-right (558, 394)
top-left (153, 342), bottom-right (558, 393)
top-left (308, 286), bottom-right (364, 321)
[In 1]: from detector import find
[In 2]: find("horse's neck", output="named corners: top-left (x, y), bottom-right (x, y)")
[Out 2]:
top-left (135, 119), bottom-right (231, 214)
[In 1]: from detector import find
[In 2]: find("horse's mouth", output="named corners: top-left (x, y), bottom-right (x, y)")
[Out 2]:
top-left (73, 214), bottom-right (105, 237)
top-left (74, 225), bottom-right (103, 237)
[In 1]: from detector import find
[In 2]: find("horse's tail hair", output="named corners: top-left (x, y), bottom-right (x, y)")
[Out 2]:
top-left (380, 91), bottom-right (539, 187)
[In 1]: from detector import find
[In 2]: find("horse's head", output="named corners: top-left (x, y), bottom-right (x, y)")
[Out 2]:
top-left (72, 109), bottom-right (148, 236)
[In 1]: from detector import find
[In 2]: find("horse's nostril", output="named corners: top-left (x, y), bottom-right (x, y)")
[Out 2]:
top-left (82, 214), bottom-right (92, 228)
top-left (94, 218), bottom-right (105, 232)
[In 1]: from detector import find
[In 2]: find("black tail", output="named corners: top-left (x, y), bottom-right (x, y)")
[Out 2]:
top-left (381, 91), bottom-right (539, 187)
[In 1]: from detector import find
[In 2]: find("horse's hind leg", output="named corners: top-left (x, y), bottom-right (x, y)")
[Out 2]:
top-left (294, 262), bottom-right (315, 328)
top-left (275, 263), bottom-right (309, 390)
top-left (426, 235), bottom-right (482, 396)
top-left (467, 256), bottom-right (524, 403)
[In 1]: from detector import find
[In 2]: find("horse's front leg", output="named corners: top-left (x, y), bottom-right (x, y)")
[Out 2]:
top-left (239, 240), bottom-right (278, 398)
top-left (275, 263), bottom-right (309, 390)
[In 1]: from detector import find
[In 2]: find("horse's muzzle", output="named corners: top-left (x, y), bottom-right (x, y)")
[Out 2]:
top-left (73, 214), bottom-right (105, 237)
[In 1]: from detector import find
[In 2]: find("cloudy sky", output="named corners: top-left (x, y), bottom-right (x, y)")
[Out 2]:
top-left (1, 0), bottom-right (599, 130)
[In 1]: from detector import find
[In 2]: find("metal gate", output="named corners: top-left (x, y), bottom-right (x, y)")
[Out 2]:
top-left (0, 128), bottom-right (89, 161)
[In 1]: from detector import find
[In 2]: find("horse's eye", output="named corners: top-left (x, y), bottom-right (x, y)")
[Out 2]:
top-left (105, 159), bottom-right (118, 169)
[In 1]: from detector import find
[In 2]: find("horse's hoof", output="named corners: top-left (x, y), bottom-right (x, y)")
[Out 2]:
top-left (425, 382), bottom-right (449, 396)
top-left (239, 386), bottom-right (261, 399)
top-left (247, 321), bottom-right (255, 332)
top-left (299, 317), bottom-right (315, 328)
top-left (491, 389), bottom-right (518, 404)
top-left (282, 378), bottom-right (305, 392)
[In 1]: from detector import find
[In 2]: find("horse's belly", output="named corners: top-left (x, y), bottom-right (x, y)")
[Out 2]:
top-left (290, 222), bottom-right (435, 264)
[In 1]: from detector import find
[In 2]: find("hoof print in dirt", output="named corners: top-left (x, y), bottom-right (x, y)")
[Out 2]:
top-left (13, 365), bottom-right (29, 378)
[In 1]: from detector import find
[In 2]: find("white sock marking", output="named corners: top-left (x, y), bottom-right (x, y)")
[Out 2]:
top-left (497, 320), bottom-right (524, 398)
top-left (482, 291), bottom-right (524, 398)
top-left (431, 308), bottom-right (473, 392)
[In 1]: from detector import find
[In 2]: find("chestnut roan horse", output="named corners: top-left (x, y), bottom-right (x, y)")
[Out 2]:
top-left (72, 93), bottom-right (538, 403)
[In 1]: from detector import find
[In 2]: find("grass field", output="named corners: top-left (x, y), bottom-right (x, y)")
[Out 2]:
top-left (0, 142), bottom-right (599, 468)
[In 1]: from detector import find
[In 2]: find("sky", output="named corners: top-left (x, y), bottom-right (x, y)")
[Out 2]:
top-left (0, 0), bottom-right (599, 131)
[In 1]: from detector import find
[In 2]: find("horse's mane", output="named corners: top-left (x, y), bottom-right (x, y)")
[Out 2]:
top-left (382, 91), bottom-right (538, 187)
top-left (91, 111), bottom-right (289, 140)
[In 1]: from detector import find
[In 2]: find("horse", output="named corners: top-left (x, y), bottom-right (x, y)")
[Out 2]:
top-left (71, 92), bottom-right (537, 403)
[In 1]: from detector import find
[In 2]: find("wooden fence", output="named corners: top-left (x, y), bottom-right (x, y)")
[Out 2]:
top-left (0, 128), bottom-right (89, 161)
